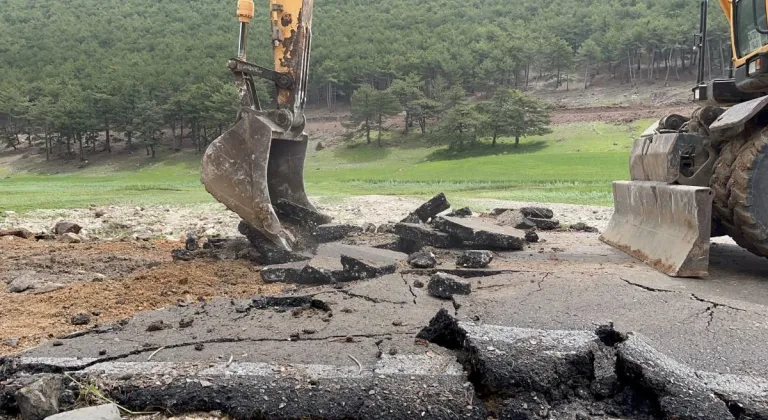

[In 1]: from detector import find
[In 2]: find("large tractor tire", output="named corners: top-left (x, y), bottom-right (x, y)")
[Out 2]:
top-left (712, 128), bottom-right (768, 257)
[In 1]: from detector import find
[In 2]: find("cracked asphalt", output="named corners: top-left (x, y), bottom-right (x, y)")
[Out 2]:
top-left (7, 231), bottom-right (768, 401)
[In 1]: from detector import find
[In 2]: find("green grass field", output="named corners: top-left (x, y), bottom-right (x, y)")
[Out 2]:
top-left (0, 120), bottom-right (652, 212)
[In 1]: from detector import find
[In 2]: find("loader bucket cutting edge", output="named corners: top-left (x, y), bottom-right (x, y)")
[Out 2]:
top-left (600, 181), bottom-right (714, 277)
top-left (201, 108), bottom-right (311, 252)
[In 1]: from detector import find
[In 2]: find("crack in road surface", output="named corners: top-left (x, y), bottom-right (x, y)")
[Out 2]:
top-left (401, 273), bottom-right (418, 304)
top-left (619, 277), bottom-right (676, 293)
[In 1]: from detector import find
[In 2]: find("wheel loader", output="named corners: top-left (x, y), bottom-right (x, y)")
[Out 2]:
top-left (601, 0), bottom-right (768, 276)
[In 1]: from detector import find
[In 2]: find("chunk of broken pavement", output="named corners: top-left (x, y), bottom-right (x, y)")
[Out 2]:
top-left (416, 308), bottom-right (466, 349)
top-left (456, 250), bottom-right (493, 268)
top-left (428, 272), bottom-right (471, 299)
top-left (44, 403), bottom-right (121, 420)
top-left (185, 232), bottom-right (199, 251)
top-left (340, 253), bottom-right (398, 280)
top-left (261, 261), bottom-right (307, 283)
top-left (407, 193), bottom-right (451, 223)
top-left (171, 249), bottom-right (194, 261)
top-left (238, 221), bottom-right (312, 265)
top-left (408, 251), bottom-right (437, 269)
top-left (0, 228), bottom-right (34, 239)
top-left (70, 313), bottom-right (91, 326)
top-left (495, 210), bottom-right (536, 230)
top-left (570, 222), bottom-right (599, 233)
top-left (520, 207), bottom-right (554, 220)
top-left (59, 233), bottom-right (82, 243)
top-left (395, 223), bottom-right (459, 248)
top-left (434, 216), bottom-right (525, 250)
top-left (446, 207), bottom-right (473, 217)
top-left (299, 257), bottom-right (341, 285)
top-left (313, 224), bottom-right (363, 243)
top-left (400, 213), bottom-right (422, 224)
top-left (146, 320), bottom-right (167, 332)
top-left (273, 199), bottom-right (332, 228)
top-left (15, 374), bottom-right (63, 420)
top-left (53, 221), bottom-right (82, 235)
top-left (529, 217), bottom-right (560, 231)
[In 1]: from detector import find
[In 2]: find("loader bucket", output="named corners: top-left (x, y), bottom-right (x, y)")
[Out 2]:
top-left (600, 181), bottom-right (714, 277)
top-left (201, 108), bottom-right (312, 251)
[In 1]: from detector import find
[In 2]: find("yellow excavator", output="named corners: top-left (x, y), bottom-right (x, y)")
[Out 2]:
top-left (202, 0), bottom-right (314, 251)
top-left (602, 0), bottom-right (768, 276)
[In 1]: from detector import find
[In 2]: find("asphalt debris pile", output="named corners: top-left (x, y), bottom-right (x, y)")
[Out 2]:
top-left (493, 206), bottom-right (561, 231)
top-left (416, 310), bottom-right (768, 420)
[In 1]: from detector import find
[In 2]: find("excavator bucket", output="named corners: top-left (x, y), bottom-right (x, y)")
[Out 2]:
top-left (201, 108), bottom-right (312, 251)
top-left (600, 181), bottom-right (714, 277)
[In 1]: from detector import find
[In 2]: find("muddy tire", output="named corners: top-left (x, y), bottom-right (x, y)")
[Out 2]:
top-left (711, 133), bottom-right (759, 252)
top-left (726, 128), bottom-right (768, 256)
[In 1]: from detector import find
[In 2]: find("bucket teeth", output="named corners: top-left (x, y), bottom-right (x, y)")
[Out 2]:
top-left (600, 181), bottom-right (714, 277)
top-left (201, 108), bottom-right (310, 251)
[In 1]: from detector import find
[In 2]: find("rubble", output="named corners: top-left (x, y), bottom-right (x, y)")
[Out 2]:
top-left (261, 261), bottom-right (307, 283)
top-left (273, 199), bottom-right (332, 228)
top-left (15, 375), bottom-right (63, 420)
top-left (298, 257), bottom-right (340, 285)
top-left (340, 254), bottom-right (398, 280)
top-left (495, 210), bottom-right (537, 230)
top-left (402, 193), bottom-right (450, 223)
top-left (53, 221), bottom-right (82, 235)
top-left (185, 232), bottom-right (199, 251)
top-left (70, 313), bottom-right (91, 326)
top-left (428, 272), bottom-right (472, 299)
top-left (408, 251), bottom-right (437, 269)
top-left (145, 320), bottom-right (167, 332)
top-left (313, 224), bottom-right (363, 243)
top-left (457, 250), bottom-right (493, 268)
top-left (571, 222), bottom-right (599, 233)
top-left (446, 207), bottom-right (473, 217)
top-left (525, 231), bottom-right (540, 243)
top-left (238, 221), bottom-right (312, 265)
top-left (433, 216), bottom-right (525, 250)
top-left (0, 228), bottom-right (34, 239)
top-left (529, 217), bottom-right (560, 230)
top-left (520, 207), bottom-right (555, 220)
top-left (394, 223), bottom-right (459, 248)
top-left (44, 404), bottom-right (121, 420)
top-left (59, 233), bottom-right (82, 243)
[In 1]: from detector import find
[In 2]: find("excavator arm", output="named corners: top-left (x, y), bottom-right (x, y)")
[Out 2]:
top-left (719, 0), bottom-right (731, 23)
top-left (201, 0), bottom-right (316, 251)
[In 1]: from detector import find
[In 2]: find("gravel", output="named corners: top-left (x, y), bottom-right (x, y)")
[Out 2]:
top-left (0, 197), bottom-right (613, 241)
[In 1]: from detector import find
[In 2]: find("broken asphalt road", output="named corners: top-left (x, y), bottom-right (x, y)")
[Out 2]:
top-left (3, 232), bottom-right (768, 418)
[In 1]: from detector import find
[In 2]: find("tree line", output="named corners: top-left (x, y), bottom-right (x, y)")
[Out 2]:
top-left (0, 0), bottom-right (731, 159)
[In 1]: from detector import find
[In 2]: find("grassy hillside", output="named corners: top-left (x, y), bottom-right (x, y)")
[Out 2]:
top-left (0, 120), bottom-right (651, 213)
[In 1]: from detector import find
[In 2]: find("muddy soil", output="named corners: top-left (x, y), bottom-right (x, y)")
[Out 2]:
top-left (0, 238), bottom-right (285, 356)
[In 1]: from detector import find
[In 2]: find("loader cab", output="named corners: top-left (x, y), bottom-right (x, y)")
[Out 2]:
top-left (693, 0), bottom-right (768, 104)
top-left (732, 0), bottom-right (768, 93)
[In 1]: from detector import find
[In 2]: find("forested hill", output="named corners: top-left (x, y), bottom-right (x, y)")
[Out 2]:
top-left (0, 0), bottom-right (730, 152)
